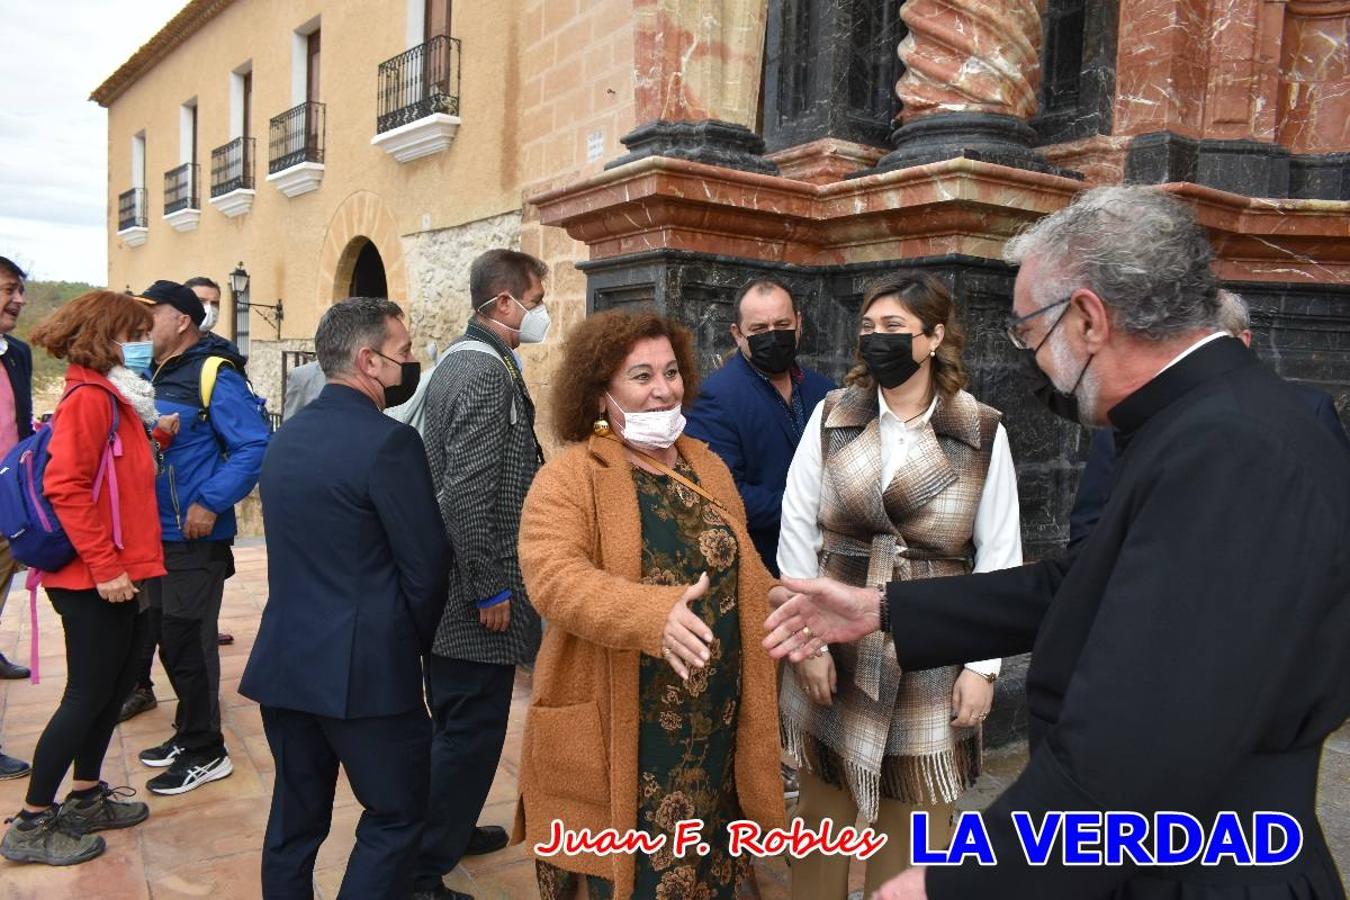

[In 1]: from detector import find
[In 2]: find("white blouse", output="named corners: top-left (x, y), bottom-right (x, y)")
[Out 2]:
top-left (777, 390), bottom-right (1023, 677)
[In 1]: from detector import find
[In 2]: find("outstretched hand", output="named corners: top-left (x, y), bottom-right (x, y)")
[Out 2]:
top-left (661, 572), bottom-right (713, 680)
top-left (762, 576), bottom-right (882, 663)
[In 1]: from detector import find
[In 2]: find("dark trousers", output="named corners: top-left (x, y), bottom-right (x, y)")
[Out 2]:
top-left (260, 705), bottom-right (431, 900)
top-left (26, 588), bottom-right (139, 807)
top-left (413, 656), bottom-right (515, 890)
top-left (131, 604), bottom-right (160, 690)
top-left (145, 541), bottom-right (231, 753)
top-left (132, 604), bottom-right (222, 729)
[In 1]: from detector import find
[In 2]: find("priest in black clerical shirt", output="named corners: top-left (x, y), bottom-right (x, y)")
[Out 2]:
top-left (764, 186), bottom-right (1350, 900)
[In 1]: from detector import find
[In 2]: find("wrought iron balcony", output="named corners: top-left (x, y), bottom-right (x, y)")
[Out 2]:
top-left (269, 101), bottom-right (325, 174)
top-left (117, 188), bottom-right (147, 231)
top-left (376, 35), bottom-right (461, 134)
top-left (163, 163), bottom-right (200, 213)
top-left (210, 137), bottom-right (255, 197)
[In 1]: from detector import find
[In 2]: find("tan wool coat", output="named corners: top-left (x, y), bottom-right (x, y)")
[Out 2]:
top-left (513, 434), bottom-right (786, 897)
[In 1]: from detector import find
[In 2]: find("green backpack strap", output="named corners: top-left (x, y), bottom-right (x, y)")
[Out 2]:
top-left (199, 357), bottom-right (235, 413)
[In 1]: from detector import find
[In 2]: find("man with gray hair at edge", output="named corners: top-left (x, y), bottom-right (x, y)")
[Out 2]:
top-left (763, 186), bottom-right (1350, 899)
top-left (1067, 288), bottom-right (1349, 550)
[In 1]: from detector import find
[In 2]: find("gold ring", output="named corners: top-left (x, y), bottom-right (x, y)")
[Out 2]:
top-left (801, 626), bottom-right (813, 640)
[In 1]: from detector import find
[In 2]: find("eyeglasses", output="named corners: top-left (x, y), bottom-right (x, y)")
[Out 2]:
top-left (1005, 297), bottom-right (1071, 351)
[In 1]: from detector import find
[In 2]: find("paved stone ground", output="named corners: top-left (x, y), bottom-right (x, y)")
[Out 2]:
top-left (0, 542), bottom-right (1344, 898)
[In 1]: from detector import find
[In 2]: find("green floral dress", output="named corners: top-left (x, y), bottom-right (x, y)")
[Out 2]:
top-left (536, 460), bottom-right (749, 900)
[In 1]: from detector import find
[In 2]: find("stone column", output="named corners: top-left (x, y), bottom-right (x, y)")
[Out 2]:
top-left (1278, 1), bottom-right (1350, 153)
top-left (875, 0), bottom-right (1065, 174)
top-left (608, 0), bottom-right (778, 174)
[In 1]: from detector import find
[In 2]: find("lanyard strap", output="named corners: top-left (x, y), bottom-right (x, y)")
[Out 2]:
top-left (603, 435), bottom-right (728, 515)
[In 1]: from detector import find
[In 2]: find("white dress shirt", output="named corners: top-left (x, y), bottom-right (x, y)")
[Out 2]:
top-left (777, 390), bottom-right (1023, 677)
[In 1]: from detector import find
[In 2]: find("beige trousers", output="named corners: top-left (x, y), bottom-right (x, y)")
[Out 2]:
top-left (789, 769), bottom-right (955, 900)
top-left (0, 538), bottom-right (21, 622)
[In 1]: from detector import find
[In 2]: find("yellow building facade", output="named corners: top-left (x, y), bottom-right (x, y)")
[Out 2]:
top-left (95, 0), bottom-right (638, 424)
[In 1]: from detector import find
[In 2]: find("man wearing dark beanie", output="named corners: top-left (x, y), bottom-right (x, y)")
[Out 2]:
top-left (131, 280), bottom-right (270, 796)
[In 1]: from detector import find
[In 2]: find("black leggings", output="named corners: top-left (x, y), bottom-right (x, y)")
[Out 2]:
top-left (26, 588), bottom-right (140, 807)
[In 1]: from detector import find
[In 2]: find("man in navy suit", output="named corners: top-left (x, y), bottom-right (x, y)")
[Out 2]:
top-left (1069, 289), bottom-right (1349, 551)
top-left (685, 278), bottom-right (834, 576)
top-left (240, 298), bottom-right (450, 900)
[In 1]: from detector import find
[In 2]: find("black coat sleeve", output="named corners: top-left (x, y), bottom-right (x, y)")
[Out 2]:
top-left (927, 417), bottom-right (1349, 899)
top-left (1067, 428), bottom-right (1117, 553)
top-left (1312, 391), bottom-right (1350, 452)
top-left (887, 558), bottom-right (1068, 671)
top-left (370, 425), bottom-right (452, 653)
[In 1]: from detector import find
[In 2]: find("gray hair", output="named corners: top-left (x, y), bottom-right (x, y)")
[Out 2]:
top-left (1215, 289), bottom-right (1249, 336)
top-left (1004, 185), bottom-right (1219, 340)
top-left (315, 297), bottom-right (404, 377)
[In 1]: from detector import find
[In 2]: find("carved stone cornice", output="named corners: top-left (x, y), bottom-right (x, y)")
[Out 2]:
top-left (532, 155), bottom-right (1350, 283)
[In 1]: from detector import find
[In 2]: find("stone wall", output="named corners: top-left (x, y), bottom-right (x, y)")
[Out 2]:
top-left (242, 338), bottom-right (319, 413)
top-left (401, 211), bottom-right (524, 355)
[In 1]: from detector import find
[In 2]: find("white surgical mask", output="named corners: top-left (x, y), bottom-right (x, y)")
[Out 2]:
top-left (513, 297), bottom-right (551, 344)
top-left (606, 392), bottom-right (685, 451)
top-left (478, 294), bottom-right (551, 344)
top-left (200, 304), bottom-right (219, 332)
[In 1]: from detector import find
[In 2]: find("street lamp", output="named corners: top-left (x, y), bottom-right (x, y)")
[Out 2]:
top-left (229, 261), bottom-right (283, 339)
top-left (228, 263), bottom-right (249, 297)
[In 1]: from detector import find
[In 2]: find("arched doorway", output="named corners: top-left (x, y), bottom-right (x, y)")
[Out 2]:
top-left (349, 239), bottom-right (388, 298)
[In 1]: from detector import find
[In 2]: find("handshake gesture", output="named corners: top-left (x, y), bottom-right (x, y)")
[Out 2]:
top-left (761, 576), bottom-right (884, 662)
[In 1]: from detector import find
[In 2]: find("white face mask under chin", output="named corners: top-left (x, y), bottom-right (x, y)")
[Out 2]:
top-left (607, 393), bottom-right (685, 451)
top-left (200, 305), bottom-right (219, 332)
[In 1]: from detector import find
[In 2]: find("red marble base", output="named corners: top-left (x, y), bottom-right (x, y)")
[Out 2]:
top-left (531, 154), bottom-right (1350, 284)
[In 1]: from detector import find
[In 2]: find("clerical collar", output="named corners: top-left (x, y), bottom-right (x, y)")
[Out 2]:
top-left (1108, 336), bottom-right (1253, 436)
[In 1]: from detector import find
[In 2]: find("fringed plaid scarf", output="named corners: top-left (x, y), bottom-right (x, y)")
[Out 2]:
top-left (780, 387), bottom-right (1001, 821)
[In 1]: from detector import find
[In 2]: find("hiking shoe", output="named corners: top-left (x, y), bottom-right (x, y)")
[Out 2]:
top-left (147, 752), bottom-right (233, 796)
top-left (119, 686), bottom-right (157, 723)
top-left (0, 808), bottom-right (106, 866)
top-left (0, 752), bottom-right (30, 781)
top-left (138, 736), bottom-right (183, 768)
top-left (57, 783), bottom-right (149, 835)
top-left (0, 652), bottom-right (29, 680)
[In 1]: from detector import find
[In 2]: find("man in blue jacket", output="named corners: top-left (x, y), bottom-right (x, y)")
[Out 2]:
top-left (241, 298), bottom-right (449, 899)
top-left (685, 278), bottom-right (833, 576)
top-left (135, 280), bottom-right (270, 795)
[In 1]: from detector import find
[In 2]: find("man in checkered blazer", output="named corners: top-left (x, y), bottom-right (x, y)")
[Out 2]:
top-left (411, 249), bottom-right (551, 899)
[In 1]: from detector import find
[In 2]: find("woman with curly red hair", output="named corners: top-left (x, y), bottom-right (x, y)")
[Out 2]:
top-left (514, 309), bottom-right (787, 899)
top-left (1, 291), bottom-right (166, 867)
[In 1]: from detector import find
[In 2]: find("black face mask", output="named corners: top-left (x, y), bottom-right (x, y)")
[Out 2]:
top-left (745, 329), bottom-right (798, 375)
top-left (1016, 305), bottom-right (1093, 423)
top-left (375, 352), bottom-right (421, 408)
top-left (858, 332), bottom-right (922, 389)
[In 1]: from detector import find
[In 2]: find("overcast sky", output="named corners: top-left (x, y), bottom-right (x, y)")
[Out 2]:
top-left (0, 0), bottom-right (186, 285)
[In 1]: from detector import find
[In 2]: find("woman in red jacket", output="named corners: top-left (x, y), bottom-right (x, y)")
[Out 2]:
top-left (0, 291), bottom-right (166, 867)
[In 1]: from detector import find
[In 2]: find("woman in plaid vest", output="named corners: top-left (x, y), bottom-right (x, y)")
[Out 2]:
top-left (777, 272), bottom-right (1023, 898)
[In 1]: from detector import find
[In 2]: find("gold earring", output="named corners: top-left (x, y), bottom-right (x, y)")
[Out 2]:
top-left (593, 416), bottom-right (611, 436)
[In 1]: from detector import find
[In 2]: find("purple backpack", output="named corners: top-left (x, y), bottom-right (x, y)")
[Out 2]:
top-left (0, 383), bottom-right (124, 683)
